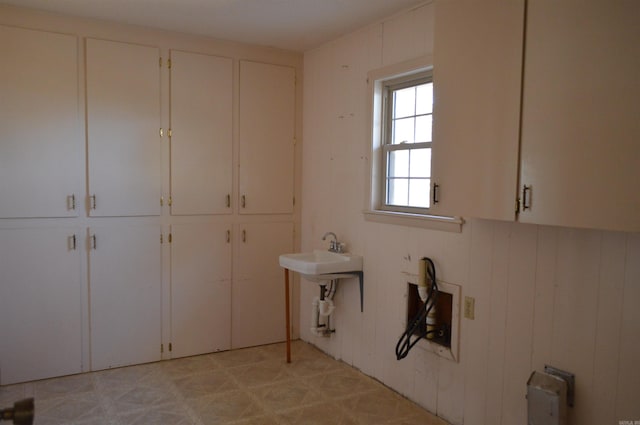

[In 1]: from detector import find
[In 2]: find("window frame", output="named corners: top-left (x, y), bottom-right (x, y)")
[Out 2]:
top-left (365, 56), bottom-right (463, 232)
top-left (381, 72), bottom-right (433, 214)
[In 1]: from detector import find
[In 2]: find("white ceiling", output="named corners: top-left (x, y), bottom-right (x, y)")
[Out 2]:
top-left (1, 0), bottom-right (426, 51)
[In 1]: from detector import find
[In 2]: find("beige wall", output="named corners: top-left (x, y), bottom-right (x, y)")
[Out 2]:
top-left (301, 3), bottom-right (640, 424)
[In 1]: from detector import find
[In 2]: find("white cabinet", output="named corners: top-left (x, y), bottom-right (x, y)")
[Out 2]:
top-left (431, 0), bottom-right (524, 221)
top-left (518, 1), bottom-right (640, 232)
top-left (0, 26), bottom-right (81, 219)
top-left (0, 227), bottom-right (82, 384)
top-left (239, 61), bottom-right (296, 214)
top-left (169, 51), bottom-right (233, 215)
top-left (232, 221), bottom-right (293, 348)
top-left (170, 223), bottom-right (231, 357)
top-left (0, 24), bottom-right (299, 382)
top-left (86, 38), bottom-right (161, 217)
top-left (88, 224), bottom-right (162, 370)
top-left (431, 1), bottom-right (640, 233)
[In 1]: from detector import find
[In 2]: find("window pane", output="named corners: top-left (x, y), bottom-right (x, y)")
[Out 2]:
top-left (409, 148), bottom-right (431, 178)
top-left (416, 83), bottom-right (433, 115)
top-left (393, 86), bottom-right (416, 119)
top-left (415, 115), bottom-right (432, 143)
top-left (392, 117), bottom-right (415, 144)
top-left (387, 178), bottom-right (409, 206)
top-left (409, 178), bottom-right (430, 208)
top-left (388, 150), bottom-right (409, 178)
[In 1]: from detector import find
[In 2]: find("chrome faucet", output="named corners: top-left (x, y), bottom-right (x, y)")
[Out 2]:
top-left (322, 231), bottom-right (344, 253)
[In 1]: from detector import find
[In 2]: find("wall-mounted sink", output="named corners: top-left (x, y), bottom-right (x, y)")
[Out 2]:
top-left (280, 249), bottom-right (365, 314)
top-left (279, 250), bottom-right (363, 276)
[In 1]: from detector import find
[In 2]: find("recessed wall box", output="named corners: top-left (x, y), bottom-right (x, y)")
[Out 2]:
top-left (402, 272), bottom-right (460, 362)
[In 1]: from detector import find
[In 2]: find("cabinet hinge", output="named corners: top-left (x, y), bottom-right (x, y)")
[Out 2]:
top-left (159, 57), bottom-right (162, 68)
top-left (167, 59), bottom-right (172, 69)
top-left (161, 343), bottom-right (164, 353)
top-left (515, 197), bottom-right (521, 214)
top-left (168, 128), bottom-right (172, 138)
top-left (160, 196), bottom-right (164, 207)
top-left (68, 194), bottom-right (76, 210)
top-left (168, 196), bottom-right (173, 206)
top-left (168, 233), bottom-right (172, 243)
top-left (169, 343), bottom-right (172, 352)
top-left (160, 128), bottom-right (164, 137)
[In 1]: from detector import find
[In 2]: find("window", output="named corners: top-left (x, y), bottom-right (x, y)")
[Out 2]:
top-left (383, 73), bottom-right (433, 211)
top-left (365, 57), bottom-right (462, 232)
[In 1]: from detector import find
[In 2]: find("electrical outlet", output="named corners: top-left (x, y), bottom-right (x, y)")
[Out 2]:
top-left (464, 296), bottom-right (475, 320)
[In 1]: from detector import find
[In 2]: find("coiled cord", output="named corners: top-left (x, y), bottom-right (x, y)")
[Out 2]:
top-left (395, 257), bottom-right (438, 360)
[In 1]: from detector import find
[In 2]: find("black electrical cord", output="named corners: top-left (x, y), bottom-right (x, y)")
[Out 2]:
top-left (395, 257), bottom-right (439, 360)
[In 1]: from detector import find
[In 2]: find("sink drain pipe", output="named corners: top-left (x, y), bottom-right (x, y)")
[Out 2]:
top-left (311, 280), bottom-right (336, 337)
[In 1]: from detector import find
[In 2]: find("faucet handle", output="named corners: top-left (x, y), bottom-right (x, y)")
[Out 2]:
top-left (334, 242), bottom-right (346, 253)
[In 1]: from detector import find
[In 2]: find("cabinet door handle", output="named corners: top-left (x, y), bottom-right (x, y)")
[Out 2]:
top-left (242, 229), bottom-right (246, 243)
top-left (432, 183), bottom-right (440, 205)
top-left (90, 234), bottom-right (97, 250)
top-left (226, 194), bottom-right (231, 208)
top-left (241, 195), bottom-right (246, 208)
top-left (89, 194), bottom-right (97, 210)
top-left (68, 194), bottom-right (76, 211)
top-left (226, 230), bottom-right (231, 243)
top-left (522, 185), bottom-right (532, 210)
top-left (68, 234), bottom-right (77, 251)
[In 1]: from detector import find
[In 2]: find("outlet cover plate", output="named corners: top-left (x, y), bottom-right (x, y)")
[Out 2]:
top-left (464, 296), bottom-right (475, 319)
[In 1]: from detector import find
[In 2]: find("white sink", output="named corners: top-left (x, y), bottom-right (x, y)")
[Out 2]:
top-left (279, 250), bottom-right (363, 275)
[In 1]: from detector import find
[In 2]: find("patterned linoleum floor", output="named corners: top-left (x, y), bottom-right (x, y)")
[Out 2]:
top-left (0, 341), bottom-right (449, 425)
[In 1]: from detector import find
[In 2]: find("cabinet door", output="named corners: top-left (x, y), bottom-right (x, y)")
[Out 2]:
top-left (239, 61), bottom-right (295, 214)
top-left (170, 223), bottom-right (231, 357)
top-left (232, 222), bottom-right (293, 348)
top-left (430, 0), bottom-right (524, 220)
top-left (86, 38), bottom-right (161, 217)
top-left (0, 26), bottom-right (81, 218)
top-left (89, 224), bottom-right (161, 370)
top-left (519, 1), bottom-right (640, 232)
top-left (0, 227), bottom-right (82, 384)
top-left (170, 51), bottom-right (233, 215)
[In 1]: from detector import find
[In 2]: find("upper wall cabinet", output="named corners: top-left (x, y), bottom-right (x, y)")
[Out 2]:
top-left (431, 1), bottom-right (639, 233)
top-left (518, 1), bottom-right (640, 232)
top-left (169, 50), bottom-right (233, 215)
top-left (239, 61), bottom-right (296, 214)
top-left (0, 26), bottom-right (81, 218)
top-left (86, 38), bottom-right (161, 217)
top-left (430, 0), bottom-right (524, 221)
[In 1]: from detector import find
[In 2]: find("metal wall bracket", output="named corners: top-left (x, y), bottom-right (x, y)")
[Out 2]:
top-left (356, 271), bottom-right (364, 312)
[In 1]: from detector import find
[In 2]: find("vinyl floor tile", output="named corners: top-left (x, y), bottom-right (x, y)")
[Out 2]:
top-left (0, 341), bottom-right (448, 425)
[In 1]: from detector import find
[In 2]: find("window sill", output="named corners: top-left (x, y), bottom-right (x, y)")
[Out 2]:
top-left (363, 210), bottom-right (464, 233)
